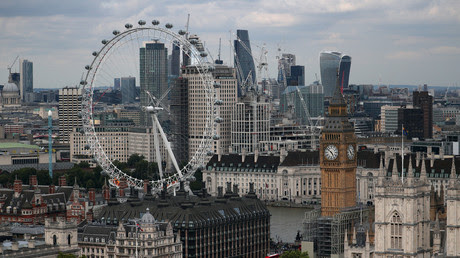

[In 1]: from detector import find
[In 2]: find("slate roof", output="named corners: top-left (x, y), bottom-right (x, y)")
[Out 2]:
top-left (280, 151), bottom-right (319, 166)
top-left (206, 154), bottom-right (280, 172)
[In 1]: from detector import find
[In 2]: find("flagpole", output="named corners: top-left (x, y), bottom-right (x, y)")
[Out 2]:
top-left (401, 123), bottom-right (404, 183)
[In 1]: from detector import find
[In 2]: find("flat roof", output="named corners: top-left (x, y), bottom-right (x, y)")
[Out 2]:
top-left (0, 142), bottom-right (40, 150)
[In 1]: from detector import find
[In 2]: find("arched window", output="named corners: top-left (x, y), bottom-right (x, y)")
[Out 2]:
top-left (53, 235), bottom-right (57, 245)
top-left (367, 172), bottom-right (374, 200)
top-left (390, 212), bottom-right (402, 249)
top-left (67, 234), bottom-right (71, 246)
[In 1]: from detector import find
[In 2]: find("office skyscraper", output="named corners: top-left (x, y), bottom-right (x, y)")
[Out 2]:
top-left (234, 29), bottom-right (256, 96)
top-left (59, 87), bottom-right (82, 144)
top-left (120, 76), bottom-right (136, 103)
top-left (19, 59), bottom-right (33, 102)
top-left (338, 55), bottom-right (351, 92)
top-left (320, 51), bottom-right (341, 98)
top-left (140, 42), bottom-right (168, 125)
top-left (170, 41), bottom-right (180, 77)
top-left (288, 65), bottom-right (305, 86)
top-left (413, 90), bottom-right (433, 139)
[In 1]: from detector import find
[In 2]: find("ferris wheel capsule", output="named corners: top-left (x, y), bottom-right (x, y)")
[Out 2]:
top-left (212, 135), bottom-right (220, 140)
top-left (80, 80), bottom-right (87, 85)
top-left (200, 52), bottom-right (208, 58)
top-left (214, 99), bottom-right (223, 106)
top-left (213, 82), bottom-right (221, 88)
top-left (178, 30), bottom-right (186, 35)
top-left (151, 20), bottom-right (160, 26)
top-left (101, 39), bottom-right (108, 45)
top-left (112, 30), bottom-right (120, 35)
top-left (138, 20), bottom-right (146, 26)
top-left (92, 51), bottom-right (98, 56)
top-left (125, 23), bottom-right (133, 29)
top-left (189, 39), bottom-right (198, 45)
top-left (84, 144), bottom-right (90, 150)
top-left (165, 23), bottom-right (173, 29)
top-left (85, 65), bottom-right (91, 70)
top-left (206, 151), bottom-right (214, 156)
top-left (215, 117), bottom-right (223, 123)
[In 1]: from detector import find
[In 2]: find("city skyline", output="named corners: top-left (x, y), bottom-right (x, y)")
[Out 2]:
top-left (0, 0), bottom-right (459, 89)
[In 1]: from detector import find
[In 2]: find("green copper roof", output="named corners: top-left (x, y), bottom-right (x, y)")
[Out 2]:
top-left (0, 142), bottom-right (40, 150)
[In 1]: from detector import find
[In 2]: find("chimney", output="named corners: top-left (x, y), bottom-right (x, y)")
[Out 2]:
top-left (102, 179), bottom-right (110, 201)
top-left (143, 179), bottom-right (149, 194)
top-left (119, 188), bottom-right (125, 197)
top-left (254, 149), bottom-right (259, 163)
top-left (242, 148), bottom-right (246, 163)
top-left (218, 148), bottom-right (222, 162)
top-left (89, 188), bottom-right (96, 204)
top-left (49, 184), bottom-right (56, 194)
top-left (440, 147), bottom-right (444, 160)
top-left (28, 239), bottom-right (35, 249)
top-left (59, 176), bottom-right (67, 187)
top-left (14, 177), bottom-right (22, 198)
top-left (29, 175), bottom-right (38, 187)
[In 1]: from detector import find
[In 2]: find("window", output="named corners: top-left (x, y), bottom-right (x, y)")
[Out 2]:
top-left (390, 212), bottom-right (402, 249)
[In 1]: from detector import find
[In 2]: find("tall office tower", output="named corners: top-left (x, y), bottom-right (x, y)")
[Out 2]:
top-left (397, 107), bottom-right (424, 139)
top-left (320, 80), bottom-right (357, 217)
top-left (170, 77), bottom-right (189, 164)
top-left (170, 41), bottom-right (180, 77)
top-left (140, 42), bottom-right (168, 126)
top-left (120, 76), bottom-right (136, 103)
top-left (380, 105), bottom-right (399, 133)
top-left (183, 65), bottom-right (238, 159)
top-left (59, 87), bottom-right (82, 144)
top-left (413, 90), bottom-right (433, 139)
top-left (234, 29), bottom-right (256, 96)
top-left (288, 65), bottom-right (305, 86)
top-left (338, 55), bottom-right (351, 92)
top-left (374, 155), bottom-right (431, 257)
top-left (19, 59), bottom-right (33, 102)
top-left (213, 65), bottom-right (238, 155)
top-left (320, 51), bottom-right (342, 98)
top-left (231, 95), bottom-right (270, 154)
top-left (114, 78), bottom-right (121, 91)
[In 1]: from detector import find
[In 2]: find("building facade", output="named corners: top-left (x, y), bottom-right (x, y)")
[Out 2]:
top-left (19, 59), bottom-right (33, 102)
top-left (320, 51), bottom-right (341, 98)
top-left (234, 29), bottom-right (256, 96)
top-left (413, 91), bottom-right (433, 139)
top-left (58, 87), bottom-right (82, 144)
top-left (120, 76), bottom-right (136, 103)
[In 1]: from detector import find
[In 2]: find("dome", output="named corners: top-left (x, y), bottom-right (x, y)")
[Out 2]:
top-left (140, 208), bottom-right (156, 224)
top-left (2, 83), bottom-right (19, 92)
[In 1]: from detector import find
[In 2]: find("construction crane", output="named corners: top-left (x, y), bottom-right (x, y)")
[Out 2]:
top-left (7, 55), bottom-right (19, 82)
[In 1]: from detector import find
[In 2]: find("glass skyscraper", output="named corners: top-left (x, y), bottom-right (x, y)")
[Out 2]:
top-left (19, 59), bottom-right (33, 101)
top-left (140, 42), bottom-right (168, 125)
top-left (320, 52), bottom-right (352, 98)
top-left (234, 29), bottom-right (256, 96)
top-left (121, 76), bottom-right (136, 103)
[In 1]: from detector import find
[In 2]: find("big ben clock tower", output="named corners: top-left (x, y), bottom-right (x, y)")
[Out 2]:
top-left (320, 79), bottom-right (357, 217)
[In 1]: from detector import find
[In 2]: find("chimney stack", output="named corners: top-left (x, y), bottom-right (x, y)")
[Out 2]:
top-left (59, 176), bottom-right (67, 187)
top-left (14, 177), bottom-right (22, 198)
top-left (242, 148), bottom-right (246, 163)
top-left (254, 149), bottom-right (259, 163)
top-left (49, 184), bottom-right (55, 194)
top-left (89, 188), bottom-right (96, 204)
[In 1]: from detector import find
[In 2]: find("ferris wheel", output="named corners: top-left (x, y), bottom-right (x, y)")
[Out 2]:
top-left (80, 20), bottom-right (218, 192)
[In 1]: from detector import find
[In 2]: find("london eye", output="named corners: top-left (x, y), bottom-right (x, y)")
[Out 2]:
top-left (80, 20), bottom-right (218, 193)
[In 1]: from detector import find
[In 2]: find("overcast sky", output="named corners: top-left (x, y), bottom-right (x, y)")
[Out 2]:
top-left (0, 0), bottom-right (459, 89)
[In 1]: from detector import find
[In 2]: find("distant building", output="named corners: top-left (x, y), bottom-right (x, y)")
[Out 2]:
top-left (413, 90), bottom-right (433, 139)
top-left (58, 87), bottom-right (82, 144)
top-left (338, 55), bottom-right (352, 91)
top-left (170, 41), bottom-right (180, 77)
top-left (120, 76), bottom-right (136, 103)
top-left (19, 59), bottom-right (33, 102)
top-left (279, 82), bottom-right (324, 124)
top-left (170, 77), bottom-right (189, 163)
top-left (231, 95), bottom-right (270, 154)
top-left (139, 42), bottom-right (168, 126)
top-left (113, 78), bottom-right (120, 91)
top-left (234, 29), bottom-right (256, 96)
top-left (320, 51), bottom-right (341, 98)
top-left (1, 83), bottom-right (21, 108)
top-left (288, 65), bottom-right (305, 86)
top-left (79, 209), bottom-right (182, 257)
top-left (397, 107), bottom-right (424, 140)
top-left (97, 183), bottom-right (270, 257)
top-left (380, 105), bottom-right (399, 133)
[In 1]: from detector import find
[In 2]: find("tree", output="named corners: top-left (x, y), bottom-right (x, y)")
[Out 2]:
top-left (280, 250), bottom-right (309, 258)
top-left (37, 170), bottom-right (51, 185)
top-left (127, 154), bottom-right (144, 167)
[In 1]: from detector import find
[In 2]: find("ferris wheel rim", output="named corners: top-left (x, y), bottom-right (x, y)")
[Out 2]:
top-left (80, 22), bottom-right (217, 191)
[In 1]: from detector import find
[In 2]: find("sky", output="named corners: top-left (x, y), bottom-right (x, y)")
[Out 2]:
top-left (0, 0), bottom-right (459, 89)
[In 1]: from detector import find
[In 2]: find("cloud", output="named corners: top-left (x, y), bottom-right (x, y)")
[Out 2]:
top-left (386, 51), bottom-right (423, 60)
top-left (430, 46), bottom-right (460, 55)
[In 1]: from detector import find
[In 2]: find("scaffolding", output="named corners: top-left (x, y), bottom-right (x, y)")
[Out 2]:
top-left (302, 207), bottom-right (369, 257)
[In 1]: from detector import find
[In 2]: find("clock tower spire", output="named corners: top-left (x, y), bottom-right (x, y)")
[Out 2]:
top-left (320, 74), bottom-right (357, 217)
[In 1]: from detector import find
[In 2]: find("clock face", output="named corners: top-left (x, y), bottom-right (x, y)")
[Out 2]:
top-left (324, 145), bottom-right (339, 160)
top-left (347, 145), bottom-right (355, 160)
